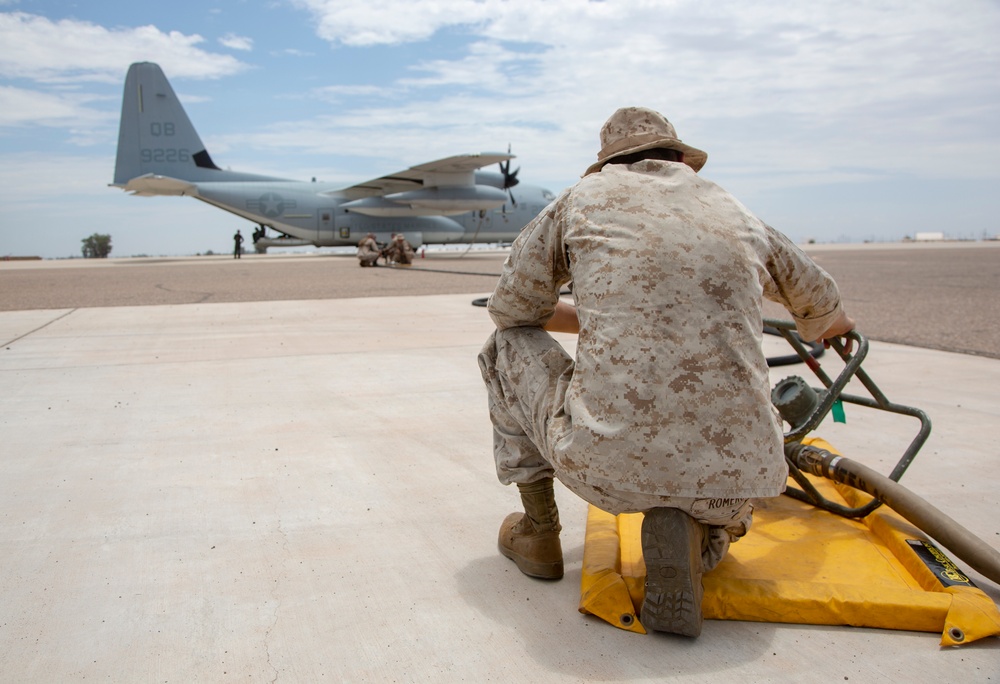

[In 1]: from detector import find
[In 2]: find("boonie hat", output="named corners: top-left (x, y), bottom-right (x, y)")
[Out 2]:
top-left (584, 106), bottom-right (708, 175)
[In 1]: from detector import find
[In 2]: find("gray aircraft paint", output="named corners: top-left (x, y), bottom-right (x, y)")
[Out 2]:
top-left (111, 62), bottom-right (554, 249)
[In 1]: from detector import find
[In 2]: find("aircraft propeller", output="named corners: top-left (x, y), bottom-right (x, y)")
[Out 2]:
top-left (499, 145), bottom-right (520, 207)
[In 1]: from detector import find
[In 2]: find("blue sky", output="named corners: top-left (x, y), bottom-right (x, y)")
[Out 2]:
top-left (1, 0), bottom-right (999, 258)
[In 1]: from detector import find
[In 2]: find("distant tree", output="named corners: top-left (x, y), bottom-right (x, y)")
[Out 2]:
top-left (81, 233), bottom-right (113, 258)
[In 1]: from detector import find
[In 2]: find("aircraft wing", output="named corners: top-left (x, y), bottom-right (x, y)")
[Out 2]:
top-left (329, 152), bottom-right (515, 217)
top-left (113, 174), bottom-right (199, 197)
top-left (332, 153), bottom-right (514, 200)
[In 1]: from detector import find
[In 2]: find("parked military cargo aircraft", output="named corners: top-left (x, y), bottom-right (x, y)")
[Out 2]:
top-left (111, 62), bottom-right (555, 250)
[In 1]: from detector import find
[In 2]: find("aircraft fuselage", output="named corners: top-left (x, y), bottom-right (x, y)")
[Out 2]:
top-left (191, 176), bottom-right (554, 248)
top-left (111, 62), bottom-right (557, 251)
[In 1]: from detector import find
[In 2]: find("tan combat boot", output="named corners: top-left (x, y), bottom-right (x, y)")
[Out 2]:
top-left (640, 507), bottom-right (708, 637)
top-left (498, 479), bottom-right (564, 579)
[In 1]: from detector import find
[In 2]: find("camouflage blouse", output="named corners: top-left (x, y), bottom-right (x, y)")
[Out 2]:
top-left (488, 160), bottom-right (843, 499)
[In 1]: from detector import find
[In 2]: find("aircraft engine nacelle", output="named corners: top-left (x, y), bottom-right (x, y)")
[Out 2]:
top-left (385, 185), bottom-right (508, 214)
top-left (341, 196), bottom-right (447, 218)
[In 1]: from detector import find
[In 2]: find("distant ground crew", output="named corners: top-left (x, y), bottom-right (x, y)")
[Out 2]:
top-left (233, 229), bottom-right (244, 259)
top-left (356, 233), bottom-right (381, 267)
top-left (385, 234), bottom-right (415, 266)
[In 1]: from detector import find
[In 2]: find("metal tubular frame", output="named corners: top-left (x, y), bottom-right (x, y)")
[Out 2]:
top-left (764, 318), bottom-right (933, 518)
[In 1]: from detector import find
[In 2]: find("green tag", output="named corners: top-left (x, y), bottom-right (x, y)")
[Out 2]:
top-left (832, 399), bottom-right (846, 423)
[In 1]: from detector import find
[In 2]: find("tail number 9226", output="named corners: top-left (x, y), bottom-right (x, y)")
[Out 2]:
top-left (140, 148), bottom-right (191, 163)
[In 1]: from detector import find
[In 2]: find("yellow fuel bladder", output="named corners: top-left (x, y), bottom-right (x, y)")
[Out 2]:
top-left (579, 437), bottom-right (1000, 645)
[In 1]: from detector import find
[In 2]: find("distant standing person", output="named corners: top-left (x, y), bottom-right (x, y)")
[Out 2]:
top-left (233, 229), bottom-right (244, 259)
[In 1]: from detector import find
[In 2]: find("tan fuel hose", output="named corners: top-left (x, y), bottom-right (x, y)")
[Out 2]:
top-left (787, 442), bottom-right (1000, 586)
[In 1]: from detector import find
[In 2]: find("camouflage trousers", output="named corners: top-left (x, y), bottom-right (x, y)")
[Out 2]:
top-left (478, 326), bottom-right (753, 570)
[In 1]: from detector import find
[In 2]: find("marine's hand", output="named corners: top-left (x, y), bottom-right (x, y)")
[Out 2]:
top-left (544, 300), bottom-right (580, 334)
top-left (820, 310), bottom-right (856, 354)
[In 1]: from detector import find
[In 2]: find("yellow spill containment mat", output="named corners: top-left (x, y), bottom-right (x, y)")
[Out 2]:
top-left (579, 437), bottom-right (1000, 645)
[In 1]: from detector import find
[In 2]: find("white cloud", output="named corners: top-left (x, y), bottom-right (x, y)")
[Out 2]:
top-left (310, 84), bottom-right (392, 102)
top-left (0, 85), bottom-right (111, 127)
top-left (289, 0), bottom-right (1000, 185)
top-left (400, 41), bottom-right (530, 88)
top-left (291, 0), bottom-right (495, 46)
top-left (0, 12), bottom-right (248, 83)
top-left (219, 33), bottom-right (254, 51)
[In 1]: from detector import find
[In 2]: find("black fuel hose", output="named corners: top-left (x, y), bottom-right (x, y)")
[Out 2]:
top-left (787, 442), bottom-right (1000, 586)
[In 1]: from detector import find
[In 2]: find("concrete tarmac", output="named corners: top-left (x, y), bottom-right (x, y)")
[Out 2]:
top-left (3, 241), bottom-right (999, 358)
top-left (1, 244), bottom-right (998, 681)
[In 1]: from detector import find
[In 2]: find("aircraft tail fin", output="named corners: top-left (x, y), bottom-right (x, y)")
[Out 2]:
top-left (112, 62), bottom-right (223, 188)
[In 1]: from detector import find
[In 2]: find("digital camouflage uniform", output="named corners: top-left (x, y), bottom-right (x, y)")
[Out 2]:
top-left (356, 234), bottom-right (381, 267)
top-left (478, 154), bottom-right (844, 565)
top-left (386, 235), bottom-right (415, 265)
